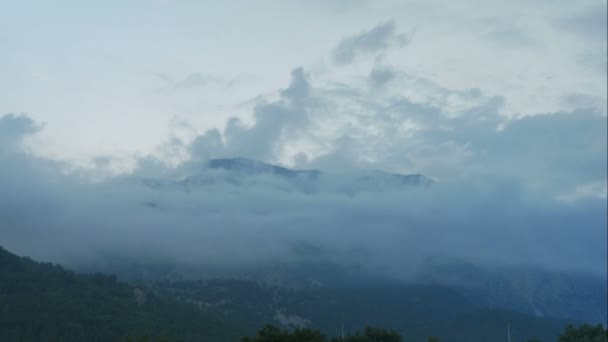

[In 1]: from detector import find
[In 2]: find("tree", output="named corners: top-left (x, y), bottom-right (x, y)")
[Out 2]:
top-left (241, 325), bottom-right (290, 342)
top-left (428, 337), bottom-right (440, 342)
top-left (243, 325), bottom-right (403, 342)
top-left (330, 327), bottom-right (402, 342)
top-left (558, 324), bottom-right (607, 342)
top-left (241, 324), bottom-right (326, 342)
top-left (292, 328), bottom-right (327, 342)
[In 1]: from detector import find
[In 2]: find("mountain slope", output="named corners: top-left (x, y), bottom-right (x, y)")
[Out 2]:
top-left (0, 246), bottom-right (242, 342)
top-left (207, 158), bottom-right (322, 179)
top-left (0, 246), bottom-right (581, 341)
top-left (151, 278), bottom-right (576, 342)
top-left (414, 260), bottom-right (608, 325)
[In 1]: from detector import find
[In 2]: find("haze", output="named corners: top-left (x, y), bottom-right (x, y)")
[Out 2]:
top-left (0, 0), bottom-right (606, 280)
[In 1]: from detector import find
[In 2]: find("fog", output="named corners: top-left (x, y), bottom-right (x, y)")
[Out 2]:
top-left (1, 9), bottom-right (606, 281)
top-left (1, 104), bottom-right (606, 279)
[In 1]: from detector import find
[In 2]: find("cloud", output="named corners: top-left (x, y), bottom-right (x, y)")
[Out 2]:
top-left (562, 93), bottom-right (606, 110)
top-left (555, 3), bottom-right (608, 73)
top-left (557, 180), bottom-right (608, 202)
top-left (158, 62), bottom-right (606, 200)
top-left (556, 3), bottom-right (608, 40)
top-left (332, 20), bottom-right (411, 65)
top-left (369, 66), bottom-right (396, 86)
top-left (155, 72), bottom-right (227, 90)
top-left (0, 113), bottom-right (41, 152)
top-left (0, 106), bottom-right (605, 280)
top-left (483, 27), bottom-right (538, 48)
top-left (303, 0), bottom-right (371, 13)
top-left (189, 128), bottom-right (224, 161)
top-left (184, 67), bottom-right (314, 163)
top-left (174, 73), bottom-right (213, 88)
top-left (0, 53), bottom-right (605, 282)
top-left (280, 68), bottom-right (311, 102)
top-left (292, 68), bottom-right (607, 198)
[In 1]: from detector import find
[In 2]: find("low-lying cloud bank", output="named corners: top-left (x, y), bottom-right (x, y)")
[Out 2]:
top-left (0, 86), bottom-right (606, 279)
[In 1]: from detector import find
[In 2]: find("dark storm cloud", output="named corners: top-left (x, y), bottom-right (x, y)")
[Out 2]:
top-left (332, 21), bottom-right (411, 65)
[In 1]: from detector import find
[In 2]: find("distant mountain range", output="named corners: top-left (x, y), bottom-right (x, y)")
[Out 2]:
top-left (138, 158), bottom-right (433, 193)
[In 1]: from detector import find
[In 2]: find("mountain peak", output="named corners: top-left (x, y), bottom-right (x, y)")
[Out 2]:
top-left (207, 158), bottom-right (321, 179)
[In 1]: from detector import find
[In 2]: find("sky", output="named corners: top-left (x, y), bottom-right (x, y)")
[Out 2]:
top-left (0, 1), bottom-right (606, 277)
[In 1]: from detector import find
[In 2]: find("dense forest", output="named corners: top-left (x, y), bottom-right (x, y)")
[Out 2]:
top-left (0, 246), bottom-right (605, 342)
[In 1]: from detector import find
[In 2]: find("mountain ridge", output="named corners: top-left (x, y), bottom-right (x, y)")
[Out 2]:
top-left (143, 157), bottom-right (436, 193)
top-left (0, 246), bottom-right (580, 342)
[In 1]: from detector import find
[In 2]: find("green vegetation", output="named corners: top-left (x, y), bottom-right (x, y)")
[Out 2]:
top-left (241, 324), bottom-right (402, 342)
top-left (1, 246), bottom-right (604, 342)
top-left (0, 246), bottom-right (242, 341)
top-left (151, 279), bottom-right (573, 342)
top-left (557, 323), bottom-right (608, 342)
top-left (242, 324), bottom-right (608, 342)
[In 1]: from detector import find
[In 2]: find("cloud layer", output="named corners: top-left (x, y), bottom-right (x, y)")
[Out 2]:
top-left (332, 20), bottom-right (411, 64)
top-left (1, 90), bottom-right (606, 279)
top-left (0, 10), bottom-right (606, 282)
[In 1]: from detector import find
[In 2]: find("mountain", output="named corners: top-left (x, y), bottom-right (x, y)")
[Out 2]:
top-left (207, 158), bottom-right (322, 180)
top-left (0, 246), bottom-right (580, 342)
top-left (150, 278), bottom-right (575, 342)
top-left (205, 157), bottom-right (432, 186)
top-left (137, 158), bottom-right (433, 193)
top-left (88, 254), bottom-right (604, 328)
top-left (414, 260), bottom-right (608, 326)
top-left (0, 246), bottom-right (242, 342)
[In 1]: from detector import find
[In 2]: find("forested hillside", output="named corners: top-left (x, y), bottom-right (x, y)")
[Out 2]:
top-left (151, 279), bottom-right (574, 342)
top-left (0, 246), bottom-right (242, 341)
top-left (0, 246), bottom-right (592, 342)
